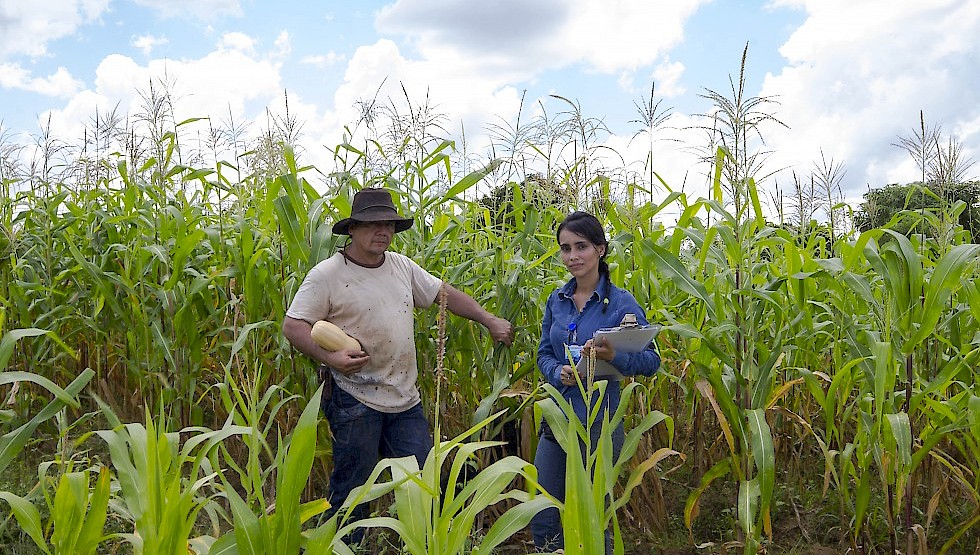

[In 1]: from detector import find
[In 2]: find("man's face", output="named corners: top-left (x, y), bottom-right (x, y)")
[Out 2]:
top-left (348, 220), bottom-right (396, 258)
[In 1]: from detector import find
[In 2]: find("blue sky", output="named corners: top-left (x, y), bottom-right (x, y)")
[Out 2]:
top-left (1, 0), bottom-right (978, 212)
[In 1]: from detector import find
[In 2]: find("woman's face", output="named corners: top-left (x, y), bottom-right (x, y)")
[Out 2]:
top-left (558, 229), bottom-right (605, 280)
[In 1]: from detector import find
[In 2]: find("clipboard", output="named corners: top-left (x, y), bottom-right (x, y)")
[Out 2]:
top-left (574, 324), bottom-right (661, 378)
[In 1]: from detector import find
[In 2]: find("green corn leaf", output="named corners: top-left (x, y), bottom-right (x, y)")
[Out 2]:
top-left (0, 371), bottom-right (79, 409)
top-left (617, 408), bottom-right (672, 468)
top-left (449, 456), bottom-right (535, 553)
top-left (75, 467), bottom-right (111, 555)
top-left (561, 436), bottom-right (603, 555)
top-left (871, 341), bottom-right (894, 420)
top-left (0, 369), bottom-right (94, 475)
top-left (442, 159), bottom-right (502, 200)
top-left (473, 496), bottom-right (553, 555)
top-left (886, 412), bottom-right (912, 474)
top-left (273, 193), bottom-right (308, 267)
top-left (881, 229), bottom-right (923, 315)
top-left (737, 478), bottom-right (760, 537)
top-left (684, 458), bottom-right (731, 531)
top-left (906, 243), bottom-right (980, 350)
top-left (746, 409), bottom-right (775, 525)
top-left (223, 478), bottom-right (261, 555)
top-left (51, 471), bottom-right (88, 553)
top-left (641, 240), bottom-right (717, 322)
top-left (965, 395), bottom-right (980, 451)
top-left (0, 328), bottom-right (48, 370)
top-left (609, 447), bottom-right (683, 515)
top-left (0, 491), bottom-right (49, 554)
top-left (302, 514), bottom-right (342, 555)
top-left (388, 455), bottom-right (428, 554)
top-left (298, 499), bottom-right (329, 525)
top-left (273, 383), bottom-right (323, 553)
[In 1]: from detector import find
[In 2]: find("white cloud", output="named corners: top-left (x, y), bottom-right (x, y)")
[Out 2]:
top-left (8, 0), bottom-right (977, 218)
top-left (0, 63), bottom-right (83, 97)
top-left (132, 34), bottom-right (169, 57)
top-left (218, 32), bottom-right (256, 55)
top-left (330, 40), bottom-right (525, 144)
top-left (375, 0), bottom-right (708, 80)
top-left (131, 0), bottom-right (242, 20)
top-left (599, 112), bottom-right (713, 223)
top-left (39, 38), bottom-right (284, 142)
top-left (0, 0), bottom-right (110, 59)
top-left (651, 58), bottom-right (686, 98)
top-left (329, 0), bottom-right (711, 175)
top-left (273, 31), bottom-right (291, 60)
top-left (343, 0), bottom-right (714, 196)
top-left (301, 52), bottom-right (346, 69)
top-left (759, 0), bottom-right (980, 197)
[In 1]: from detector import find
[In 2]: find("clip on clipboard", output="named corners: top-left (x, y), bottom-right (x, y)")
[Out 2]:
top-left (574, 317), bottom-right (661, 378)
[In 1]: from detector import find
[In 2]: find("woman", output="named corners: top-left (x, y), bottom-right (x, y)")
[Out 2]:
top-left (531, 211), bottom-right (661, 551)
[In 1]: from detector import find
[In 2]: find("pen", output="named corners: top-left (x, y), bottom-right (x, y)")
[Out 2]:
top-left (567, 322), bottom-right (577, 345)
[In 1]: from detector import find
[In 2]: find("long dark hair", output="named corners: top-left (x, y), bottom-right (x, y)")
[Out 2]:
top-left (557, 211), bottom-right (611, 311)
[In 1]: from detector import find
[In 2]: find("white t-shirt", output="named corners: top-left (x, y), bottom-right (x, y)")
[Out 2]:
top-left (286, 251), bottom-right (443, 413)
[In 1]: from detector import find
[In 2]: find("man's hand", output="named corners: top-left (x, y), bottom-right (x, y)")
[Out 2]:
top-left (323, 348), bottom-right (370, 375)
top-left (442, 284), bottom-right (514, 346)
top-left (486, 316), bottom-right (514, 346)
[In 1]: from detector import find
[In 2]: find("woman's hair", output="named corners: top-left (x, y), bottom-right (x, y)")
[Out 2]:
top-left (557, 211), bottom-right (609, 277)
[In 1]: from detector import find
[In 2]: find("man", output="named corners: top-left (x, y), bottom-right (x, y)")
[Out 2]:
top-left (282, 187), bottom-right (513, 536)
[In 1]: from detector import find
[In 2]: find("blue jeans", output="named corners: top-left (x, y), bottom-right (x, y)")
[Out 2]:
top-left (530, 422), bottom-right (624, 552)
top-left (322, 380), bottom-right (432, 540)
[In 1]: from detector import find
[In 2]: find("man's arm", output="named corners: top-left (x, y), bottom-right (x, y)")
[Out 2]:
top-left (443, 284), bottom-right (514, 345)
top-left (282, 316), bottom-right (369, 375)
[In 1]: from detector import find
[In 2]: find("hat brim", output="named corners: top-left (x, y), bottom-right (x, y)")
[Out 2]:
top-left (332, 215), bottom-right (414, 235)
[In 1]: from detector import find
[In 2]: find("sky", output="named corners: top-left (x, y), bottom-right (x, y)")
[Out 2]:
top-left (1, 0), bottom-right (979, 216)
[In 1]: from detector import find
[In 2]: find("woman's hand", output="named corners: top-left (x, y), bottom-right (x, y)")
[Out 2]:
top-left (582, 336), bottom-right (616, 361)
top-left (559, 364), bottom-right (581, 386)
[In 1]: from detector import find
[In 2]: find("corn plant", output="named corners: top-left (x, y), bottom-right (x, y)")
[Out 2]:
top-left (646, 169), bottom-right (786, 553)
top-left (657, 49), bottom-right (789, 554)
top-left (95, 408), bottom-right (249, 555)
top-left (535, 375), bottom-right (679, 555)
top-left (0, 329), bottom-right (94, 478)
top-left (0, 467), bottom-right (110, 555)
top-left (342, 412), bottom-right (551, 555)
top-left (212, 368), bottom-right (300, 514)
top-left (207, 382), bottom-right (328, 555)
top-left (838, 229), bottom-right (980, 551)
top-left (0, 329), bottom-right (98, 552)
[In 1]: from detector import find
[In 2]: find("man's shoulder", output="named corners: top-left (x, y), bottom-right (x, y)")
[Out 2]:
top-left (384, 251), bottom-right (414, 265)
top-left (304, 252), bottom-right (347, 279)
top-left (384, 251), bottom-right (427, 273)
top-left (318, 251), bottom-right (350, 268)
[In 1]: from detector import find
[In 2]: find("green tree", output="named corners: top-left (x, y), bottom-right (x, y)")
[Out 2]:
top-left (853, 181), bottom-right (980, 241)
top-left (478, 174), bottom-right (568, 228)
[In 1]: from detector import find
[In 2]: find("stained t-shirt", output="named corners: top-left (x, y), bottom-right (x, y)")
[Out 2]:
top-left (286, 251), bottom-right (442, 413)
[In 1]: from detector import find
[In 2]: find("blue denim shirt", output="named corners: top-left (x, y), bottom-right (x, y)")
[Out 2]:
top-left (537, 273), bottom-right (661, 428)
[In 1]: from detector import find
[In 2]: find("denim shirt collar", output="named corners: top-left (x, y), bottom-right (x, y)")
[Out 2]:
top-left (556, 273), bottom-right (609, 303)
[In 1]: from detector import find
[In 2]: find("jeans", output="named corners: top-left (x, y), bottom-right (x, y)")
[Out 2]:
top-left (322, 380), bottom-right (432, 543)
top-left (530, 421), bottom-right (624, 552)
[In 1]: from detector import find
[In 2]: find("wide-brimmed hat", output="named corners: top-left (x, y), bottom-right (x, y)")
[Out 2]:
top-left (332, 188), bottom-right (414, 235)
